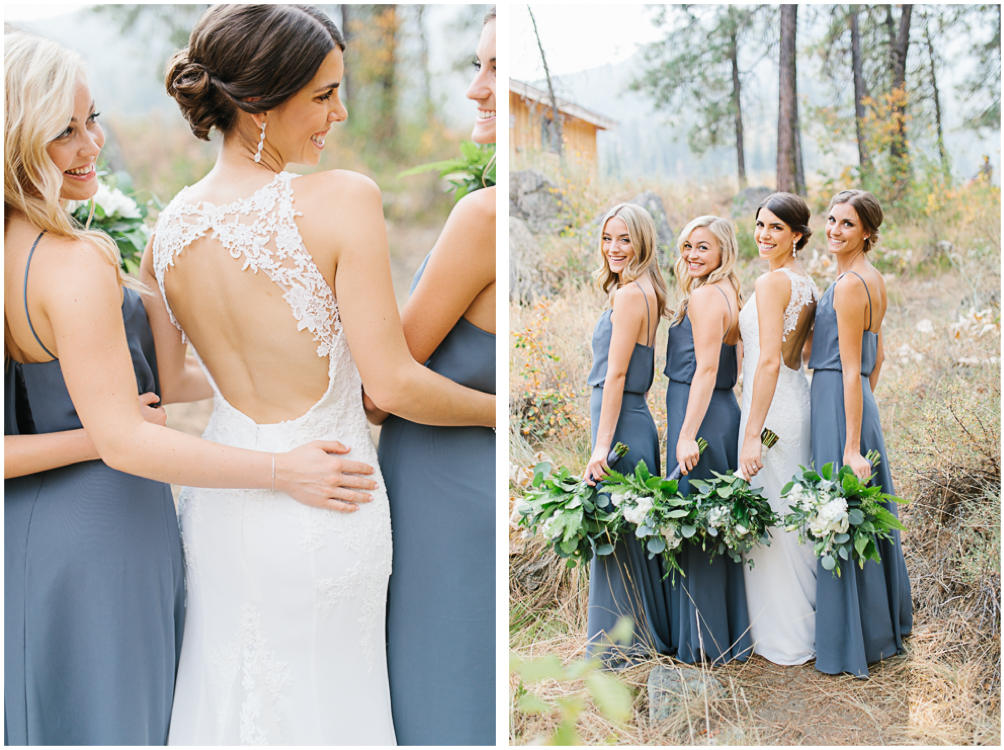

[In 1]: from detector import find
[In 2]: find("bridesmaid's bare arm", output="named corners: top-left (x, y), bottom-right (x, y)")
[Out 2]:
top-left (364, 187), bottom-right (495, 425)
top-left (4, 393), bottom-right (167, 478)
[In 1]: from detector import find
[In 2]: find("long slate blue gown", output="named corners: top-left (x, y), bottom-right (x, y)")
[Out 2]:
top-left (585, 292), bottom-right (669, 661)
top-left (5, 237), bottom-right (185, 745)
top-left (807, 271), bottom-right (912, 677)
top-left (380, 253), bottom-right (495, 746)
top-left (663, 301), bottom-right (752, 665)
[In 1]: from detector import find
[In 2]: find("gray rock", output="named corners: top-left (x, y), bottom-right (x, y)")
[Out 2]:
top-left (510, 169), bottom-right (568, 235)
top-left (647, 664), bottom-right (724, 725)
top-left (630, 190), bottom-right (675, 249)
top-left (509, 216), bottom-right (548, 304)
top-left (730, 186), bottom-right (774, 218)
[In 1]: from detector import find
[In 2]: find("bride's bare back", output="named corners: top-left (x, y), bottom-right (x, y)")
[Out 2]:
top-left (155, 172), bottom-right (334, 423)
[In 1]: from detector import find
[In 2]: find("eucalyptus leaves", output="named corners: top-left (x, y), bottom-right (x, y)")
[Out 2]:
top-left (781, 451), bottom-right (907, 576)
top-left (515, 444), bottom-right (629, 568)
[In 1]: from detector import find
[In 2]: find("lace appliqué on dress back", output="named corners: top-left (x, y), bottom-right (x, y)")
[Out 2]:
top-left (778, 268), bottom-right (818, 343)
top-left (152, 172), bottom-right (341, 358)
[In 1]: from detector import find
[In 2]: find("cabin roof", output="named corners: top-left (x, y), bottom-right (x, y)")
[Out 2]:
top-left (509, 79), bottom-right (619, 132)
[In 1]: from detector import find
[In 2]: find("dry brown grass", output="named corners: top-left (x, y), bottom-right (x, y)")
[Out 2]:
top-left (509, 177), bottom-right (1001, 745)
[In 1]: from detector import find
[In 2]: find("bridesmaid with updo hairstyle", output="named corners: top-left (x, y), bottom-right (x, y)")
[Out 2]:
top-left (583, 203), bottom-right (670, 662)
top-left (662, 215), bottom-right (752, 665)
top-left (808, 189), bottom-right (912, 677)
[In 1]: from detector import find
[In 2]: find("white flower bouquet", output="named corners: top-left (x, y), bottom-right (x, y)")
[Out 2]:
top-left (515, 444), bottom-right (629, 568)
top-left (68, 170), bottom-right (151, 273)
top-left (687, 471), bottom-right (780, 569)
top-left (781, 451), bottom-right (907, 576)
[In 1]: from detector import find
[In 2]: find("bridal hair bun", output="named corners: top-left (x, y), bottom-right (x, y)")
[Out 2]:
top-left (165, 5), bottom-right (346, 142)
top-left (756, 192), bottom-right (812, 251)
top-left (165, 52), bottom-right (223, 141)
top-left (828, 189), bottom-right (883, 253)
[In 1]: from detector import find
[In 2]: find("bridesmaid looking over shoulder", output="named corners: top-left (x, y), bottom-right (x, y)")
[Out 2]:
top-left (583, 203), bottom-right (669, 662)
top-left (808, 189), bottom-right (912, 677)
top-left (663, 216), bottom-right (752, 665)
top-left (372, 6), bottom-right (495, 745)
top-left (4, 32), bottom-right (373, 746)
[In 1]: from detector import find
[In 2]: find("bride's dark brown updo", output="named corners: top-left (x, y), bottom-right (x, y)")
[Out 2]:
top-left (166, 4), bottom-right (345, 141)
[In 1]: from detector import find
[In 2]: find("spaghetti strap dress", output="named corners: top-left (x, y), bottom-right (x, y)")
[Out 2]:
top-left (380, 252), bottom-right (495, 745)
top-left (807, 270), bottom-right (912, 677)
top-left (586, 286), bottom-right (668, 661)
top-left (663, 287), bottom-right (752, 664)
top-left (4, 233), bottom-right (185, 745)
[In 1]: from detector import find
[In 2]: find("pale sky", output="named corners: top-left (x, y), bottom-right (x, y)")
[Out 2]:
top-left (511, 4), bottom-right (664, 83)
top-left (4, 4), bottom-right (91, 21)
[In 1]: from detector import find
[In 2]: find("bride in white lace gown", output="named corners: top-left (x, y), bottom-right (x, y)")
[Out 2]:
top-left (142, 7), bottom-right (494, 745)
top-left (737, 194), bottom-right (819, 666)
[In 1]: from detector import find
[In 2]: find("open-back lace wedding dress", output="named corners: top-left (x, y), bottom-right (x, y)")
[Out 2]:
top-left (738, 267), bottom-right (819, 665)
top-left (153, 172), bottom-right (395, 745)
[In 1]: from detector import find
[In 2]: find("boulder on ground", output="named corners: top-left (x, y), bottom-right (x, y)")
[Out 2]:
top-left (509, 216), bottom-right (548, 304)
top-left (510, 169), bottom-right (568, 235)
top-left (647, 664), bottom-right (724, 725)
top-left (731, 186), bottom-right (774, 218)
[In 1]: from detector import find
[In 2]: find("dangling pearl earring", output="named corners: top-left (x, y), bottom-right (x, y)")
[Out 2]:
top-left (792, 243), bottom-right (796, 258)
top-left (254, 119), bottom-right (266, 163)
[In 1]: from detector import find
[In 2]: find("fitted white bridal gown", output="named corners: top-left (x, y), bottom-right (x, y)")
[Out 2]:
top-left (152, 172), bottom-right (396, 745)
top-left (738, 267), bottom-right (818, 665)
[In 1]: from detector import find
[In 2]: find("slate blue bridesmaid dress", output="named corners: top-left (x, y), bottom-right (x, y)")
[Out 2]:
top-left (380, 253), bottom-right (495, 746)
top-left (5, 234), bottom-right (185, 745)
top-left (663, 288), bottom-right (752, 665)
top-left (585, 285), bottom-right (670, 661)
top-left (807, 270), bottom-right (912, 677)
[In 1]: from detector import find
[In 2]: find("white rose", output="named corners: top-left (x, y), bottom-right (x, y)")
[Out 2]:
top-left (734, 523), bottom-right (749, 538)
top-left (609, 490), bottom-right (631, 508)
top-left (662, 524), bottom-right (682, 550)
top-left (622, 496), bottom-right (653, 526)
top-left (94, 183), bottom-right (141, 219)
top-left (809, 497), bottom-right (848, 536)
top-left (708, 505), bottom-right (729, 529)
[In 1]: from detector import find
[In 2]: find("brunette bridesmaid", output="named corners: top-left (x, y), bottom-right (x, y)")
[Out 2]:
top-left (807, 189), bottom-right (912, 677)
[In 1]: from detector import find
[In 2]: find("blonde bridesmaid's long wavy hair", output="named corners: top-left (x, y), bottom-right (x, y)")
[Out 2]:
top-left (670, 215), bottom-right (744, 325)
top-left (4, 33), bottom-right (135, 290)
top-left (593, 203), bottom-right (669, 319)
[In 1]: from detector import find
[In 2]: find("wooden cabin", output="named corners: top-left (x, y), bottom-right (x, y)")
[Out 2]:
top-left (509, 79), bottom-right (618, 166)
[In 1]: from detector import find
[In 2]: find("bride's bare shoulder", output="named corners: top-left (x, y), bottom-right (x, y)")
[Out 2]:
top-left (294, 169), bottom-right (381, 210)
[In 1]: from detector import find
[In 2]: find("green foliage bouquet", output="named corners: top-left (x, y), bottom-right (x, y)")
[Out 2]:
top-left (781, 451), bottom-right (907, 576)
top-left (68, 170), bottom-right (151, 273)
top-left (689, 471), bottom-right (780, 569)
top-left (399, 141), bottom-right (495, 200)
top-left (603, 459), bottom-right (696, 580)
top-left (515, 444), bottom-right (628, 568)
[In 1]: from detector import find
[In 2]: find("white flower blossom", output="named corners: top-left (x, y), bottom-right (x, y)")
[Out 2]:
top-left (622, 496), bottom-right (653, 526)
top-left (93, 182), bottom-right (141, 219)
top-left (707, 505), bottom-right (729, 529)
top-left (662, 524), bottom-right (682, 550)
top-left (734, 523), bottom-right (749, 538)
top-left (808, 497), bottom-right (849, 536)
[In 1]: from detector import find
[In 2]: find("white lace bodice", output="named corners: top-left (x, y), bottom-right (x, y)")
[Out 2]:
top-left (156, 173), bottom-right (396, 744)
top-left (737, 267), bottom-right (816, 494)
top-left (152, 171), bottom-right (340, 358)
top-left (739, 268), bottom-right (818, 370)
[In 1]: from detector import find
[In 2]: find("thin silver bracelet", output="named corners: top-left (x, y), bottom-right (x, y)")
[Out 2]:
top-left (270, 453), bottom-right (275, 492)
